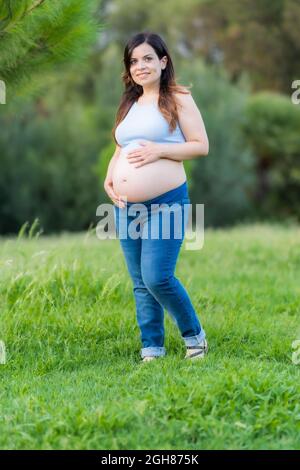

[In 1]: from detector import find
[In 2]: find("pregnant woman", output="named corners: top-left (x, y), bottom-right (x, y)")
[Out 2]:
top-left (104, 32), bottom-right (209, 363)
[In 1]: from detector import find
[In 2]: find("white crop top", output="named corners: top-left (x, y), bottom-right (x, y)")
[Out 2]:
top-left (115, 101), bottom-right (186, 148)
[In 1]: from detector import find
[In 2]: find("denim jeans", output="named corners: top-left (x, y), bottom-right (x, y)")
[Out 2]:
top-left (114, 181), bottom-right (206, 359)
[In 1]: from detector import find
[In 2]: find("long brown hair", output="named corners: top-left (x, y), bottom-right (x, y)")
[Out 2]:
top-left (111, 31), bottom-right (192, 145)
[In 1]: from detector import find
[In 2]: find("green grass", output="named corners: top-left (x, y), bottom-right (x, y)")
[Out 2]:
top-left (0, 222), bottom-right (300, 450)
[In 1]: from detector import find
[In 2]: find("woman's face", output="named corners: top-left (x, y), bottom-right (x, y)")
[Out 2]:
top-left (129, 43), bottom-right (167, 87)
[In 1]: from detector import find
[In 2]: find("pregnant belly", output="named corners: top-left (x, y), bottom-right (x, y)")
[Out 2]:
top-left (112, 142), bottom-right (187, 202)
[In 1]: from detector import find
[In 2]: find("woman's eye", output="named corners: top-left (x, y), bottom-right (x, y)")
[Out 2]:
top-left (130, 57), bottom-right (152, 65)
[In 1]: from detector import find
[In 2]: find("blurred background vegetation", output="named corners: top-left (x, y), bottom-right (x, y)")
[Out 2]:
top-left (1, 0), bottom-right (300, 234)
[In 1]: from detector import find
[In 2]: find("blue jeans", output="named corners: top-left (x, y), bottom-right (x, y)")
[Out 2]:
top-left (114, 181), bottom-right (206, 359)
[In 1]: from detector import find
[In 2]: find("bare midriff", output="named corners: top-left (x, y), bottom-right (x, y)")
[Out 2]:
top-left (112, 145), bottom-right (187, 202)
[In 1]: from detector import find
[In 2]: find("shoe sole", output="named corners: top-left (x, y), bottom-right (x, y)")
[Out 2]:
top-left (141, 356), bottom-right (160, 362)
top-left (185, 341), bottom-right (208, 360)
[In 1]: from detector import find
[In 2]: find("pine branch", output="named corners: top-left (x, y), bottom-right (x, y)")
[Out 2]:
top-left (27, 0), bottom-right (46, 15)
top-left (1, 0), bottom-right (46, 34)
top-left (0, 0), bottom-right (13, 31)
top-left (0, 0), bottom-right (100, 100)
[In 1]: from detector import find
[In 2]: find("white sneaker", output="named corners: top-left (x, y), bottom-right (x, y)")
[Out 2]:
top-left (185, 339), bottom-right (208, 360)
top-left (142, 356), bottom-right (159, 362)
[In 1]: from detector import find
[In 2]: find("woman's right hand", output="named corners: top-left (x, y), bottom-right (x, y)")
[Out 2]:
top-left (104, 178), bottom-right (126, 209)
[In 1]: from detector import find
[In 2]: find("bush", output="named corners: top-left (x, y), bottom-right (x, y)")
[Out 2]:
top-left (177, 60), bottom-right (256, 227)
top-left (242, 91), bottom-right (300, 221)
top-left (0, 99), bottom-right (101, 234)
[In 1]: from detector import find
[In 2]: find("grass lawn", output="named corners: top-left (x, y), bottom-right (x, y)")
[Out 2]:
top-left (0, 222), bottom-right (300, 450)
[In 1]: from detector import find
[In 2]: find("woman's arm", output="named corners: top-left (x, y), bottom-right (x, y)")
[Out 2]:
top-left (104, 144), bottom-right (122, 184)
top-left (160, 92), bottom-right (209, 162)
top-left (103, 144), bottom-right (126, 208)
top-left (159, 141), bottom-right (208, 161)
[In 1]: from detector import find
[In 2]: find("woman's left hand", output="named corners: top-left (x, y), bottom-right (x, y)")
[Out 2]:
top-left (126, 140), bottom-right (163, 168)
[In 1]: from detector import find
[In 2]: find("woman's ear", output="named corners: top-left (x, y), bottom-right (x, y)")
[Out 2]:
top-left (161, 56), bottom-right (168, 69)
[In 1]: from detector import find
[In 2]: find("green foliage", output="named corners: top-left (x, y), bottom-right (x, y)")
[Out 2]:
top-left (177, 59), bottom-right (256, 227)
top-left (0, 0), bottom-right (100, 101)
top-left (183, 0), bottom-right (300, 93)
top-left (105, 0), bottom-right (300, 94)
top-left (242, 92), bottom-right (300, 220)
top-left (244, 92), bottom-right (300, 158)
top-left (1, 0), bottom-right (299, 233)
top-left (0, 97), bottom-right (101, 234)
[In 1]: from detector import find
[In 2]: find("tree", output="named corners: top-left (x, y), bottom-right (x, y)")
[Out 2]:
top-left (182, 0), bottom-right (300, 94)
top-left (0, 0), bottom-right (101, 101)
top-left (242, 91), bottom-right (300, 220)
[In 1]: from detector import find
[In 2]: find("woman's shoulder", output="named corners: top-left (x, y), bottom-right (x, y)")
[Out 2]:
top-left (173, 86), bottom-right (192, 109)
top-left (175, 85), bottom-right (191, 94)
